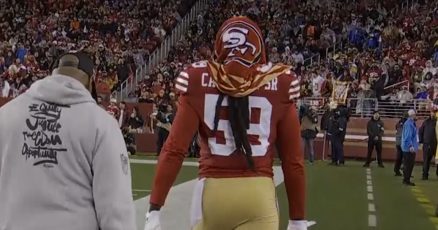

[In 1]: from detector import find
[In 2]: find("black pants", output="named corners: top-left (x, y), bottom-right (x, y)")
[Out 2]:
top-left (394, 145), bottom-right (404, 173)
top-left (403, 152), bottom-right (416, 183)
top-left (422, 144), bottom-right (438, 177)
top-left (332, 137), bottom-right (344, 164)
top-left (156, 129), bottom-right (169, 156)
top-left (365, 139), bottom-right (382, 165)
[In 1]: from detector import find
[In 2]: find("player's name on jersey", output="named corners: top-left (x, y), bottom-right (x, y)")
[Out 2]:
top-left (201, 73), bottom-right (278, 91)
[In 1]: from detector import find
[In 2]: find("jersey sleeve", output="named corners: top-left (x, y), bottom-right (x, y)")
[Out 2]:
top-left (281, 70), bottom-right (300, 102)
top-left (175, 61), bottom-right (207, 96)
top-left (149, 87), bottom-right (200, 207)
top-left (175, 70), bottom-right (190, 95)
top-left (277, 103), bottom-right (305, 220)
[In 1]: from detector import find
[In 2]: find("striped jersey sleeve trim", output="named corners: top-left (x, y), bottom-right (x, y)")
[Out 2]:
top-left (175, 71), bottom-right (189, 93)
top-left (289, 79), bottom-right (300, 100)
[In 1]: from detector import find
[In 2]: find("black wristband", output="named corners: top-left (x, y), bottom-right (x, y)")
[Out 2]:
top-left (149, 204), bottom-right (161, 212)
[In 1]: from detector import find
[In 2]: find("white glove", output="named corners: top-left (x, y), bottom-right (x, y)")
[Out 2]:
top-left (143, 211), bottom-right (161, 230)
top-left (287, 220), bottom-right (316, 230)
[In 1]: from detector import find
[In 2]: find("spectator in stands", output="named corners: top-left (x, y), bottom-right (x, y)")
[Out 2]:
top-left (0, 0), bottom-right (197, 100)
top-left (118, 101), bottom-right (130, 128)
top-left (128, 106), bottom-right (145, 133)
top-left (96, 96), bottom-right (105, 109)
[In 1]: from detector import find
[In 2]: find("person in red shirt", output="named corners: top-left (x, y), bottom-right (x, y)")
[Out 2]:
top-left (144, 16), bottom-right (313, 230)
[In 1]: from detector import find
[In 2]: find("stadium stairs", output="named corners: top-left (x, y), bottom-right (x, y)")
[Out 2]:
top-left (112, 0), bottom-right (209, 102)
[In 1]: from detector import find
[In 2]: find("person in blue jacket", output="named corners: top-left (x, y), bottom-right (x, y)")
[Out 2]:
top-left (401, 109), bottom-right (419, 186)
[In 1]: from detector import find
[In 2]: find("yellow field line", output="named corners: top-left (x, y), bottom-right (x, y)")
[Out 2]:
top-left (410, 187), bottom-right (438, 229)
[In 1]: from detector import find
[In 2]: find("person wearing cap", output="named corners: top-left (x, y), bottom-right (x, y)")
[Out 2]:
top-left (401, 109), bottom-right (419, 186)
top-left (0, 52), bottom-right (136, 230)
top-left (363, 111), bottom-right (385, 168)
top-left (418, 110), bottom-right (437, 180)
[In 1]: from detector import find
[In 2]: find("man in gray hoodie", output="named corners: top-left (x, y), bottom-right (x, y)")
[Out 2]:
top-left (0, 52), bottom-right (136, 230)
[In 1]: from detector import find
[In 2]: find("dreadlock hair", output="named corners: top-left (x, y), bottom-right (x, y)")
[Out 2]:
top-left (212, 93), bottom-right (255, 170)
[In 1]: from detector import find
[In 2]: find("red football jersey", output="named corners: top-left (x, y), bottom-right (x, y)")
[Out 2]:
top-left (150, 61), bottom-right (305, 219)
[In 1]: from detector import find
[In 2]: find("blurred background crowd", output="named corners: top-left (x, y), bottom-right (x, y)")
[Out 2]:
top-left (1, 0), bottom-right (437, 132)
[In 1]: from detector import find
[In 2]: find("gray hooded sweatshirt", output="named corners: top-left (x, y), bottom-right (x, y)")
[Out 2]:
top-left (0, 74), bottom-right (136, 230)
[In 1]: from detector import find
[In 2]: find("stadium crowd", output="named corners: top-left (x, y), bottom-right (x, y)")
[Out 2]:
top-left (127, 0), bottom-right (437, 117)
top-left (0, 0), bottom-right (196, 97)
top-left (1, 0), bottom-right (437, 129)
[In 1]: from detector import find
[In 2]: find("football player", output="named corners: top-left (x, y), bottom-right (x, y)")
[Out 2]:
top-left (144, 16), bottom-right (313, 230)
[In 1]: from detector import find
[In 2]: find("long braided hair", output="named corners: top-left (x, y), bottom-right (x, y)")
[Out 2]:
top-left (212, 93), bottom-right (254, 169)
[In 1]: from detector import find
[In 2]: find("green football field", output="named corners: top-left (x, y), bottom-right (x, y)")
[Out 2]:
top-left (130, 156), bottom-right (438, 230)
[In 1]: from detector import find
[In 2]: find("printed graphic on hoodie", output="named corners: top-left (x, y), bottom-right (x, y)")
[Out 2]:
top-left (22, 102), bottom-right (70, 167)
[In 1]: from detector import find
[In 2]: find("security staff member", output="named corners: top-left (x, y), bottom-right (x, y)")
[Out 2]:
top-left (419, 111), bottom-right (437, 180)
top-left (321, 104), bottom-right (333, 161)
top-left (394, 112), bottom-right (408, 176)
top-left (331, 106), bottom-right (348, 166)
top-left (363, 111), bottom-right (385, 168)
top-left (401, 109), bottom-right (419, 186)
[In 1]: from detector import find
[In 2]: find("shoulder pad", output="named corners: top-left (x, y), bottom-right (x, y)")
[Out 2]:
top-left (285, 70), bottom-right (300, 101)
top-left (175, 61), bottom-right (208, 95)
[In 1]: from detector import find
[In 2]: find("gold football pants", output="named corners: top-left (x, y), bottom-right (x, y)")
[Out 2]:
top-left (191, 177), bottom-right (279, 230)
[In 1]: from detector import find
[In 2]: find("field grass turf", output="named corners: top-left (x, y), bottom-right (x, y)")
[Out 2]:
top-left (130, 156), bottom-right (438, 230)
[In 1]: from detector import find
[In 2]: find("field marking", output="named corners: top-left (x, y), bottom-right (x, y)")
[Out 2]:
top-left (130, 158), bottom-right (199, 166)
top-left (366, 168), bottom-right (377, 227)
top-left (368, 203), bottom-right (375, 212)
top-left (409, 186), bottom-right (438, 228)
top-left (133, 166), bottom-right (285, 230)
top-left (132, 189), bottom-right (151, 192)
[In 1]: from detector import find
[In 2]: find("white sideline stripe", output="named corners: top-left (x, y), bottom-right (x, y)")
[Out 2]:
top-left (366, 168), bottom-right (377, 227)
top-left (130, 158), bottom-right (199, 166)
top-left (134, 166), bottom-right (284, 230)
top-left (368, 214), bottom-right (377, 227)
top-left (316, 133), bottom-right (419, 142)
top-left (368, 203), bottom-right (375, 212)
top-left (132, 189), bottom-right (151, 192)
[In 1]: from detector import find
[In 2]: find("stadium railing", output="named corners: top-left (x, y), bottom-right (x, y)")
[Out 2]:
top-left (112, 0), bottom-right (208, 101)
top-left (299, 97), bottom-right (431, 119)
top-left (304, 53), bottom-right (320, 68)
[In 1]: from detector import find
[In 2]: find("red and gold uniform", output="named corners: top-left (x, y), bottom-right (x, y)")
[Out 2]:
top-left (149, 16), bottom-right (305, 230)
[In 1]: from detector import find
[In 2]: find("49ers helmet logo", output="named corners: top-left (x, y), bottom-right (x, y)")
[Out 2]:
top-left (216, 20), bottom-right (263, 67)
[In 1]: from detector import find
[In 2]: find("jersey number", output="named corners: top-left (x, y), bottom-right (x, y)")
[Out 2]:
top-left (204, 94), bottom-right (272, 157)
